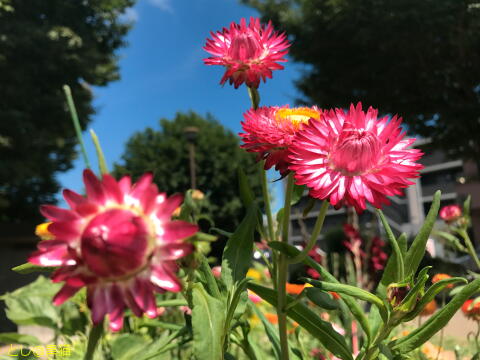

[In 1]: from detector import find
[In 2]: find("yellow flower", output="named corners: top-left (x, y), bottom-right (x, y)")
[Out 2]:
top-left (191, 190), bottom-right (205, 200)
top-left (246, 268), bottom-right (262, 281)
top-left (35, 222), bottom-right (54, 240)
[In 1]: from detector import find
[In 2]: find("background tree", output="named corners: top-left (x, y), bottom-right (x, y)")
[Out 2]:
top-left (0, 0), bottom-right (134, 222)
top-left (242, 0), bottom-right (480, 171)
top-left (114, 111), bottom-right (262, 239)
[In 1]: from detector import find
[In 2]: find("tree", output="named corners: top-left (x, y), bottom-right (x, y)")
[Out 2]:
top-left (114, 111), bottom-right (262, 235)
top-left (243, 0), bottom-right (480, 170)
top-left (0, 0), bottom-right (134, 222)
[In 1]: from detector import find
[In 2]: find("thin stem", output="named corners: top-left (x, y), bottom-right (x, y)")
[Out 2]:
top-left (435, 294), bottom-right (445, 360)
top-left (84, 320), bottom-right (104, 360)
top-left (277, 173), bottom-right (295, 360)
top-left (459, 229), bottom-right (480, 270)
top-left (247, 86), bottom-right (260, 110)
top-left (63, 85), bottom-right (91, 169)
top-left (260, 163), bottom-right (276, 242)
top-left (287, 201), bottom-right (328, 264)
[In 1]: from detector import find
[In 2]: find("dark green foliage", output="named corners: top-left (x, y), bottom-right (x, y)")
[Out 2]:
top-left (242, 0), bottom-right (480, 168)
top-left (0, 0), bottom-right (134, 222)
top-left (114, 111), bottom-right (262, 234)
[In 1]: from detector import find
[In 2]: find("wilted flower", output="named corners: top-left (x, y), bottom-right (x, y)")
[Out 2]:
top-left (439, 204), bottom-right (462, 223)
top-left (203, 17), bottom-right (290, 89)
top-left (431, 273), bottom-right (454, 288)
top-left (462, 299), bottom-right (480, 320)
top-left (289, 103), bottom-right (424, 213)
top-left (419, 300), bottom-right (437, 317)
top-left (241, 105), bottom-right (322, 176)
top-left (29, 170), bottom-right (198, 331)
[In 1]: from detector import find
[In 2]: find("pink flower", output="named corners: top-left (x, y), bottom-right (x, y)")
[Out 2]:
top-left (289, 103), bottom-right (424, 213)
top-left (29, 170), bottom-right (198, 331)
top-left (247, 289), bottom-right (262, 304)
top-left (240, 105), bottom-right (322, 176)
top-left (439, 204), bottom-right (462, 223)
top-left (211, 266), bottom-right (222, 278)
top-left (203, 17), bottom-right (290, 89)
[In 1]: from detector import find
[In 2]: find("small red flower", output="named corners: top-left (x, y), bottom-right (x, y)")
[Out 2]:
top-left (289, 103), bottom-right (424, 213)
top-left (439, 205), bottom-right (462, 223)
top-left (204, 17), bottom-right (290, 89)
top-left (29, 170), bottom-right (198, 331)
top-left (462, 299), bottom-right (480, 320)
top-left (240, 105), bottom-right (322, 176)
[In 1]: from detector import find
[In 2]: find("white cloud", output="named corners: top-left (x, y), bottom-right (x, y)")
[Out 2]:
top-left (120, 7), bottom-right (139, 23)
top-left (148, 0), bottom-right (173, 12)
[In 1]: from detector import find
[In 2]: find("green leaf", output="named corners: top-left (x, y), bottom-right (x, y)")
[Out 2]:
top-left (305, 288), bottom-right (339, 310)
top-left (90, 129), bottom-right (109, 175)
top-left (305, 279), bottom-right (388, 322)
top-left (391, 277), bottom-right (480, 353)
top-left (377, 233), bottom-right (408, 297)
top-left (404, 191), bottom-right (441, 278)
top-left (248, 283), bottom-right (353, 360)
top-left (221, 204), bottom-right (258, 288)
top-left (0, 333), bottom-right (41, 346)
top-left (2, 276), bottom-right (61, 329)
top-left (192, 283), bottom-right (225, 360)
top-left (197, 253), bottom-right (221, 298)
top-left (249, 303), bottom-right (281, 360)
top-left (11, 263), bottom-right (55, 274)
top-left (395, 266), bottom-right (431, 314)
top-left (402, 277), bottom-right (467, 322)
top-left (302, 198), bottom-right (316, 218)
top-left (377, 210), bottom-right (404, 282)
top-left (111, 334), bottom-right (147, 360)
top-left (269, 241), bottom-right (372, 344)
top-left (291, 184), bottom-right (306, 205)
top-left (238, 167), bottom-right (255, 208)
top-left (463, 195), bottom-right (471, 218)
top-left (156, 299), bottom-right (189, 307)
top-left (434, 231), bottom-right (467, 252)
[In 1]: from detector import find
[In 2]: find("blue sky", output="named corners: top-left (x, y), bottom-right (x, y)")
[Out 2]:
top-left (57, 0), bottom-right (303, 209)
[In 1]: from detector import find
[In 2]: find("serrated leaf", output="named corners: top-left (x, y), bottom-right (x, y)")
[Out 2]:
top-left (221, 204), bottom-right (258, 288)
top-left (404, 191), bottom-right (441, 278)
top-left (192, 283), bottom-right (225, 360)
top-left (269, 241), bottom-right (372, 344)
top-left (391, 278), bottom-right (480, 353)
top-left (248, 283), bottom-right (353, 360)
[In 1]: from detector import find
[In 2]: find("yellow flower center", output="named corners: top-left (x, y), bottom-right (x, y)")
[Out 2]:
top-left (275, 107), bottom-right (321, 129)
top-left (35, 222), bottom-right (54, 240)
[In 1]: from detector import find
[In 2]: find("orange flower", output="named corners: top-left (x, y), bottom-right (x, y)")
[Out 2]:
top-left (419, 300), bottom-right (437, 316)
top-left (329, 291), bottom-right (341, 300)
top-left (462, 299), bottom-right (480, 320)
top-left (265, 312), bottom-right (278, 324)
top-left (286, 283), bottom-right (305, 295)
top-left (431, 273), bottom-right (454, 288)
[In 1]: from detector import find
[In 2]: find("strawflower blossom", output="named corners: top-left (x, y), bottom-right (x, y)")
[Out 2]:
top-left (203, 17), bottom-right (290, 89)
top-left (432, 273), bottom-right (454, 288)
top-left (439, 204), bottom-right (462, 223)
top-left (462, 299), bottom-right (480, 321)
top-left (241, 105), bottom-right (322, 176)
top-left (289, 103), bottom-right (424, 213)
top-left (29, 170), bottom-right (198, 331)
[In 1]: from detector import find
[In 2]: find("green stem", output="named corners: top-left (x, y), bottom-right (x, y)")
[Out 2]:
top-left (435, 294), bottom-right (446, 360)
top-left (247, 87), bottom-right (260, 110)
top-left (459, 229), bottom-right (480, 270)
top-left (63, 85), bottom-right (91, 169)
top-left (288, 201), bottom-right (328, 264)
top-left (277, 173), bottom-right (295, 360)
top-left (84, 320), bottom-right (104, 360)
top-left (260, 163), bottom-right (276, 242)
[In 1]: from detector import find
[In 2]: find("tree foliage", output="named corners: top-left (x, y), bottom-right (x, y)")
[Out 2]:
top-left (114, 111), bottom-right (262, 234)
top-left (0, 0), bottom-right (134, 222)
top-left (243, 0), bottom-right (480, 168)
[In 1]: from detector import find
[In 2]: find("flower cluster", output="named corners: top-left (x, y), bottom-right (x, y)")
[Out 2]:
top-left (29, 170), bottom-right (198, 331)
